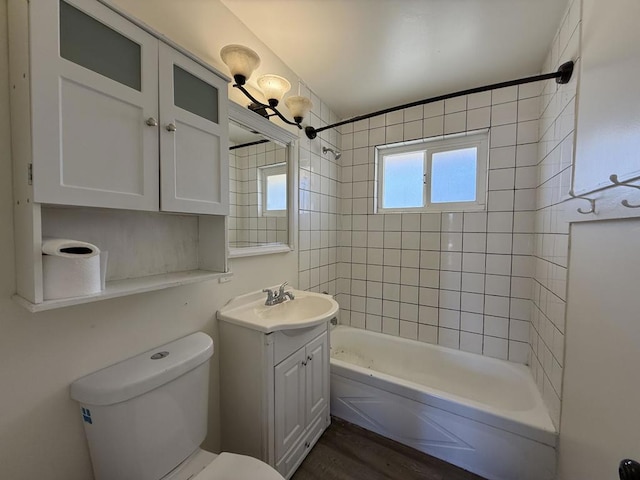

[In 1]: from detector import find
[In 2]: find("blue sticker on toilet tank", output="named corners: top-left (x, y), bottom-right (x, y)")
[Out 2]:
top-left (81, 407), bottom-right (92, 425)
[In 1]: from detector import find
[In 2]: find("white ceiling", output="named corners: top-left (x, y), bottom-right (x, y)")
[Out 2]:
top-left (220, 0), bottom-right (569, 119)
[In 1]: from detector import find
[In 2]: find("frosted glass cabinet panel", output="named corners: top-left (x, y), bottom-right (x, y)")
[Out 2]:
top-left (59, 0), bottom-right (141, 91)
top-left (159, 44), bottom-right (229, 215)
top-left (30, 0), bottom-right (160, 211)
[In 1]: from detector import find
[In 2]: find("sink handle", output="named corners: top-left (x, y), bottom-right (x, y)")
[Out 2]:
top-left (278, 281), bottom-right (288, 294)
top-left (262, 288), bottom-right (275, 305)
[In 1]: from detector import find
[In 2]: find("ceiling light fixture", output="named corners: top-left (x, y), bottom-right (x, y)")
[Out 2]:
top-left (220, 44), bottom-right (313, 128)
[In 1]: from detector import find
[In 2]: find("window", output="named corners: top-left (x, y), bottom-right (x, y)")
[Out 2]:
top-left (376, 131), bottom-right (488, 212)
top-left (258, 163), bottom-right (287, 217)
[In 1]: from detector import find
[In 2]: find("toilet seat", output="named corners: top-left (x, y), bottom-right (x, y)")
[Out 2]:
top-left (193, 452), bottom-right (285, 480)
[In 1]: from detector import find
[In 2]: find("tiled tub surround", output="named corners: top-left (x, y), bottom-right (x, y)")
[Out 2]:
top-left (530, 0), bottom-right (580, 427)
top-left (297, 82), bottom-right (342, 296)
top-left (229, 141), bottom-right (288, 247)
top-left (335, 83), bottom-right (543, 365)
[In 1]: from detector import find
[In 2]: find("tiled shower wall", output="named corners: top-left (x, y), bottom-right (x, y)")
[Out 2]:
top-left (229, 142), bottom-right (288, 246)
top-left (297, 82), bottom-right (341, 295)
top-left (335, 84), bottom-right (546, 364)
top-left (531, 0), bottom-right (580, 427)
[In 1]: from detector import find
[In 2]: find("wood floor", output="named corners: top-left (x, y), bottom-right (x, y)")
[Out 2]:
top-left (292, 417), bottom-right (486, 480)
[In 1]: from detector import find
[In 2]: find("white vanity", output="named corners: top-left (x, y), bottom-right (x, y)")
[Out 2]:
top-left (217, 288), bottom-right (338, 479)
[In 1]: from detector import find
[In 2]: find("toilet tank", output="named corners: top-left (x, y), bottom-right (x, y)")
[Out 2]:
top-left (70, 333), bottom-right (214, 480)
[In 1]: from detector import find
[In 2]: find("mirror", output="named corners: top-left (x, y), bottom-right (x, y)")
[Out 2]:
top-left (228, 102), bottom-right (298, 257)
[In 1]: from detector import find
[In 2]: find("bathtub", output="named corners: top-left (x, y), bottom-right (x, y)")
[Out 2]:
top-left (329, 326), bottom-right (557, 480)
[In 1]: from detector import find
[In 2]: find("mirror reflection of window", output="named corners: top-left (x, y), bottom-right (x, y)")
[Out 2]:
top-left (260, 163), bottom-right (287, 216)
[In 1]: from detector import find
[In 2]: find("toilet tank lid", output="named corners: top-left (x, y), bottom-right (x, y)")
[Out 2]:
top-left (70, 332), bottom-right (213, 406)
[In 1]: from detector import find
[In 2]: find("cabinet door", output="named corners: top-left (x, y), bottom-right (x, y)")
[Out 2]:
top-left (274, 347), bottom-right (306, 462)
top-left (30, 0), bottom-right (159, 211)
top-left (305, 332), bottom-right (329, 424)
top-left (159, 44), bottom-right (229, 215)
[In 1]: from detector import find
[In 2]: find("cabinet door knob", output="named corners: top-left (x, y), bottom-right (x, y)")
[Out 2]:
top-left (304, 441), bottom-right (310, 448)
top-left (307, 355), bottom-right (313, 362)
top-left (145, 117), bottom-right (158, 127)
top-left (301, 360), bottom-right (307, 366)
top-left (166, 123), bottom-right (177, 132)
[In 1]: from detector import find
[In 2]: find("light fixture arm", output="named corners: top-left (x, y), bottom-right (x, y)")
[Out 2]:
top-left (233, 84), bottom-right (302, 129)
top-left (304, 61), bottom-right (575, 140)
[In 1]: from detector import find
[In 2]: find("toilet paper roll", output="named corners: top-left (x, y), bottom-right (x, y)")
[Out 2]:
top-left (42, 238), bottom-right (102, 300)
top-left (42, 237), bottom-right (100, 258)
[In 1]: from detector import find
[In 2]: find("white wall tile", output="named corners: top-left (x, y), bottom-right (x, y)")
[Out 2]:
top-left (463, 233), bottom-right (487, 253)
top-left (483, 336), bottom-right (509, 360)
top-left (462, 253), bottom-right (486, 273)
top-left (468, 91), bottom-right (492, 109)
top-left (423, 101), bottom-right (445, 118)
top-left (463, 212), bottom-right (487, 232)
top-left (490, 146), bottom-right (516, 169)
top-left (490, 124), bottom-right (517, 148)
top-left (460, 332), bottom-right (483, 354)
top-left (485, 315), bottom-right (509, 337)
top-left (491, 102), bottom-right (518, 126)
top-left (461, 312), bottom-right (484, 333)
top-left (445, 96), bottom-right (467, 113)
top-left (400, 320), bottom-right (418, 340)
top-left (423, 116), bottom-right (444, 137)
top-left (485, 274), bottom-right (511, 297)
top-left (461, 292), bottom-right (484, 314)
top-left (467, 107), bottom-right (491, 130)
top-left (438, 327), bottom-right (460, 348)
top-left (484, 295), bottom-right (510, 317)
top-left (439, 251), bottom-right (461, 271)
top-left (492, 86), bottom-right (518, 105)
top-left (444, 112), bottom-right (466, 134)
top-left (418, 324), bottom-right (438, 343)
top-left (439, 290), bottom-right (461, 309)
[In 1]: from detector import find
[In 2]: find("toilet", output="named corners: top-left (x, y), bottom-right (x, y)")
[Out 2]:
top-left (70, 332), bottom-right (284, 480)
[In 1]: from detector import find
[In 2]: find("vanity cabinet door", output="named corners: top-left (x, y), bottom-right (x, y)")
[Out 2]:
top-left (30, 0), bottom-right (160, 211)
top-left (274, 347), bottom-right (307, 461)
top-left (305, 332), bottom-right (328, 424)
top-left (159, 43), bottom-right (229, 215)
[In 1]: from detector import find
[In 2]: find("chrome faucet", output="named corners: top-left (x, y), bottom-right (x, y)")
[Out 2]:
top-left (262, 282), bottom-right (295, 306)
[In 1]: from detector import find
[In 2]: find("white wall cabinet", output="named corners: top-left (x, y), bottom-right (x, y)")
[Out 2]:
top-left (219, 321), bottom-right (330, 480)
top-left (8, 0), bottom-right (231, 311)
top-left (28, 0), bottom-right (229, 215)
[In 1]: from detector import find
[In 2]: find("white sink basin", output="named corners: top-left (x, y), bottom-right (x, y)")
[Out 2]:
top-left (217, 288), bottom-right (339, 333)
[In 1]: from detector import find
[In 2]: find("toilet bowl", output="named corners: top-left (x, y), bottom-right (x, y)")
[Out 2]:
top-left (70, 333), bottom-right (284, 480)
top-left (164, 449), bottom-right (283, 480)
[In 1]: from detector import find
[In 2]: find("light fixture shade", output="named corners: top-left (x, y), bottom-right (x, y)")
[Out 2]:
top-left (257, 74), bottom-right (291, 107)
top-left (220, 44), bottom-right (261, 85)
top-left (285, 96), bottom-right (313, 123)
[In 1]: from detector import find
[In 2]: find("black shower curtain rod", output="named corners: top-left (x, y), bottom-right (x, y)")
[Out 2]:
top-left (229, 138), bottom-right (271, 151)
top-left (304, 61), bottom-right (574, 140)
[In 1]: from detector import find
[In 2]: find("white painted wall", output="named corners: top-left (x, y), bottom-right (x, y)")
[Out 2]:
top-left (0, 1), bottom-right (299, 479)
top-left (555, 0), bottom-right (640, 477)
top-left (558, 219), bottom-right (640, 479)
top-left (572, 0), bottom-right (640, 194)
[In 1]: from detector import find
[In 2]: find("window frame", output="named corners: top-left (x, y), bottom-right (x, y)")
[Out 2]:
top-left (258, 162), bottom-right (287, 217)
top-left (375, 130), bottom-right (489, 213)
